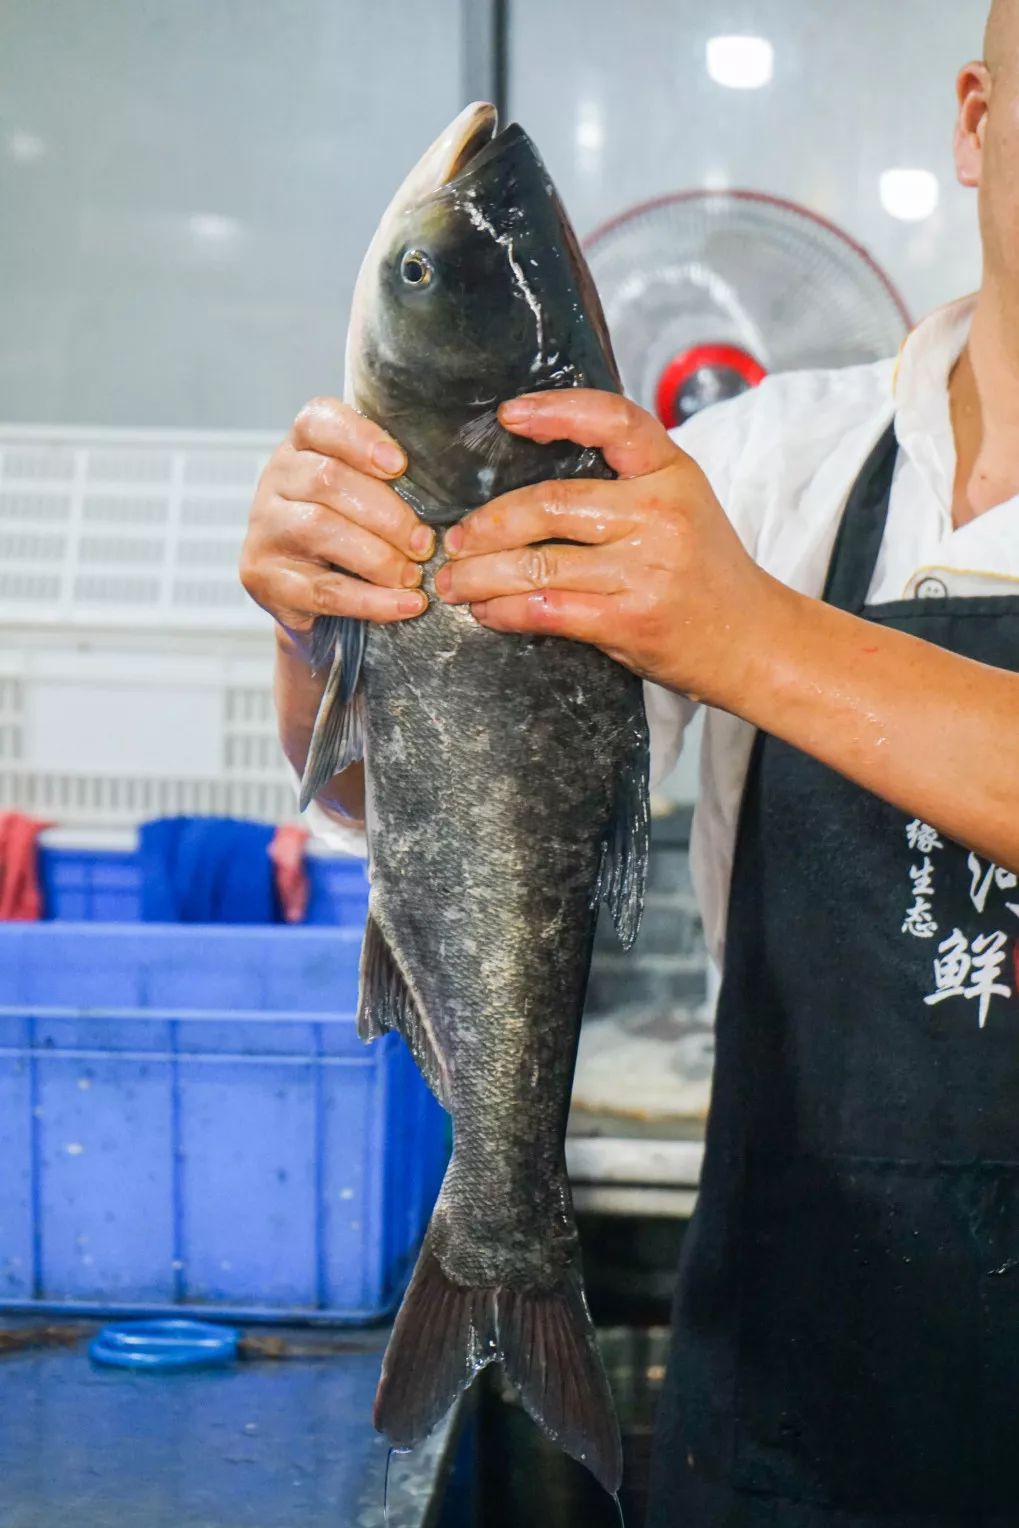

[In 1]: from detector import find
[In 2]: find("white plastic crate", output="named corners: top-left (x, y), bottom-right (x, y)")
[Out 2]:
top-left (0, 426), bottom-right (299, 828)
top-left (0, 425), bottom-right (277, 630)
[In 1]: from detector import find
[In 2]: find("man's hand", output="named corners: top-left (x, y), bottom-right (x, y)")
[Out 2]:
top-left (434, 389), bottom-right (779, 709)
top-left (240, 396), bottom-right (433, 661)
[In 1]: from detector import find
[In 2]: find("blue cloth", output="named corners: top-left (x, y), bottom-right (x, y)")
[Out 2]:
top-left (139, 817), bottom-right (277, 923)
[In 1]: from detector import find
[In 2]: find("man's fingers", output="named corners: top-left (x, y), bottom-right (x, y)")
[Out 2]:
top-left (437, 542), bottom-right (622, 604)
top-left (308, 569), bottom-right (427, 624)
top-left (469, 590), bottom-right (614, 645)
top-left (290, 396), bottom-right (407, 481)
top-left (282, 453), bottom-right (435, 561)
top-left (498, 389), bottom-right (677, 478)
top-left (279, 502), bottom-right (426, 591)
top-left (446, 477), bottom-right (626, 560)
top-left (253, 560), bottom-right (428, 625)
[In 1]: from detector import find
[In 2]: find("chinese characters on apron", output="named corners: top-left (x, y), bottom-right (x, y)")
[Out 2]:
top-left (904, 817), bottom-right (1018, 1024)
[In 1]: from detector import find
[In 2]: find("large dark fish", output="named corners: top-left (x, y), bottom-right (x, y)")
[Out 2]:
top-left (301, 103), bottom-right (649, 1495)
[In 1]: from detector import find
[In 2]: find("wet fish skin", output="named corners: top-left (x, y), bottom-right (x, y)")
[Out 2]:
top-left (303, 103), bottom-right (649, 1496)
top-left (363, 565), bottom-right (638, 1276)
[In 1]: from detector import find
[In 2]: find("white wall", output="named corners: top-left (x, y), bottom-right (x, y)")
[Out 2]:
top-left (0, 0), bottom-right (463, 430)
top-left (0, 2), bottom-right (989, 425)
top-left (509, 0), bottom-right (987, 324)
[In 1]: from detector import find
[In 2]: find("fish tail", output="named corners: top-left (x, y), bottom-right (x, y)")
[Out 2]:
top-left (374, 1225), bottom-right (622, 1496)
top-left (373, 1228), bottom-right (499, 1447)
top-left (497, 1259), bottom-right (622, 1495)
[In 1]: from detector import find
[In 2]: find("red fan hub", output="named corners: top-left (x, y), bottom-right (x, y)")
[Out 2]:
top-left (655, 344), bottom-right (767, 429)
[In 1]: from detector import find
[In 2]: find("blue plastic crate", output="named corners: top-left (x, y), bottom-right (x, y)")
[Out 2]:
top-left (304, 852), bottom-right (371, 927)
top-left (38, 842), bottom-right (370, 928)
top-left (0, 923), bottom-right (448, 1322)
top-left (39, 845), bottom-right (143, 922)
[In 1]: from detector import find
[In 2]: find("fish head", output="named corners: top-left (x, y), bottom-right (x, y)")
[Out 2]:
top-left (346, 103), bottom-right (622, 521)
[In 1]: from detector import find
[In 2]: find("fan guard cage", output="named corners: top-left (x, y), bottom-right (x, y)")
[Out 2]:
top-left (585, 189), bottom-right (911, 425)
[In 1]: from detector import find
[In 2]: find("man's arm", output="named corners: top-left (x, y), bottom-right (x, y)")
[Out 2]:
top-left (435, 389), bottom-right (1019, 873)
top-left (739, 581), bottom-right (1019, 870)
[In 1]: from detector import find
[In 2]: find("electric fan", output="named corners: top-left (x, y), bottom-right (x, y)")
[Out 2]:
top-left (584, 191), bottom-right (910, 428)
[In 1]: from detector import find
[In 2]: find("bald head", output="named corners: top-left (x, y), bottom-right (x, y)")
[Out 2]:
top-left (985, 0), bottom-right (1018, 74)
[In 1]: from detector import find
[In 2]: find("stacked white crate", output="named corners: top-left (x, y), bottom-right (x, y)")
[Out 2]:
top-left (0, 425), bottom-right (297, 827)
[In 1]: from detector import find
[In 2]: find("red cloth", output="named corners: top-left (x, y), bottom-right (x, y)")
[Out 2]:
top-left (269, 824), bottom-right (311, 924)
top-left (0, 813), bottom-right (52, 921)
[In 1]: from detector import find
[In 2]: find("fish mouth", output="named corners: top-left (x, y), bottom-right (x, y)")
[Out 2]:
top-left (445, 121), bottom-right (533, 186)
top-left (422, 102), bottom-right (499, 193)
top-left (392, 104), bottom-right (537, 215)
top-left (439, 102), bottom-right (500, 183)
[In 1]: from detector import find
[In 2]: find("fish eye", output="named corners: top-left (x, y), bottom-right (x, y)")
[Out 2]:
top-left (400, 249), bottom-right (433, 288)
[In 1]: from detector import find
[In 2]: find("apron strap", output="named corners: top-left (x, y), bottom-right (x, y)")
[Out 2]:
top-left (821, 421), bottom-right (898, 614)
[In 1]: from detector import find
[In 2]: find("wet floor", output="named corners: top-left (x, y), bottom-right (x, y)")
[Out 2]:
top-left (0, 1324), bottom-right (454, 1528)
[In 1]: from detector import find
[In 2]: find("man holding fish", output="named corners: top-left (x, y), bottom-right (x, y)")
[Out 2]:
top-left (243, 1), bottom-right (1019, 1521)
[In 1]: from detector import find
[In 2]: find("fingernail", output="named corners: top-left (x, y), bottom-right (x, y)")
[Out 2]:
top-left (500, 399), bottom-right (533, 424)
top-left (444, 525), bottom-right (463, 556)
top-left (399, 591), bottom-right (427, 616)
top-left (410, 523), bottom-right (435, 557)
top-left (470, 602), bottom-right (489, 621)
top-left (373, 440), bottom-right (405, 474)
top-left (435, 566), bottom-right (451, 596)
top-left (401, 562), bottom-right (423, 589)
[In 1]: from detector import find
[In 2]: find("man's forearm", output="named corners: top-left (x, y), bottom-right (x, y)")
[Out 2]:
top-left (274, 627), bottom-right (367, 823)
top-left (738, 576), bottom-right (1019, 872)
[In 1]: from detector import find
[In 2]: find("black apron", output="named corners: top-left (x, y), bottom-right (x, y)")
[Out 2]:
top-left (647, 423), bottom-right (1019, 1527)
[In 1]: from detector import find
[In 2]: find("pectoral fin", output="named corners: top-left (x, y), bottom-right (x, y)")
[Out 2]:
top-left (358, 914), bottom-right (451, 1110)
top-left (298, 617), bottom-right (367, 811)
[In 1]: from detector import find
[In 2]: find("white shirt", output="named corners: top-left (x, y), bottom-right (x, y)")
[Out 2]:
top-left (304, 294), bottom-right (1019, 966)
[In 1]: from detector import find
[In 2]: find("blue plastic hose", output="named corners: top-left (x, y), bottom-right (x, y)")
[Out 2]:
top-left (89, 1318), bottom-right (239, 1372)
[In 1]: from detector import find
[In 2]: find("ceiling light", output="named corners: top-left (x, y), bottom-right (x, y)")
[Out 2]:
top-left (188, 213), bottom-right (242, 244)
top-left (576, 100), bottom-right (605, 158)
top-left (7, 130), bottom-right (46, 163)
top-left (879, 169), bottom-right (940, 222)
top-left (706, 36), bottom-right (774, 91)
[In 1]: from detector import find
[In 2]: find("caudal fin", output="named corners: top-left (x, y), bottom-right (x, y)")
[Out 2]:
top-left (374, 1231), bottom-right (622, 1496)
top-left (498, 1269), bottom-right (622, 1494)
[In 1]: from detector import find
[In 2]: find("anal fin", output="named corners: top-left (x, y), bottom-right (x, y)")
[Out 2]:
top-left (358, 914), bottom-right (451, 1110)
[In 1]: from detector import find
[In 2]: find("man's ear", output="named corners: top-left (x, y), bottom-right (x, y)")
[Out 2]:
top-left (955, 61), bottom-right (992, 188)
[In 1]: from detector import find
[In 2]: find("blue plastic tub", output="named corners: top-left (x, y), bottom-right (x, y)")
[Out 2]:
top-left (0, 923), bottom-right (448, 1322)
top-left (38, 845), bottom-right (143, 922)
top-left (38, 842), bottom-right (370, 927)
top-left (302, 852), bottom-right (371, 927)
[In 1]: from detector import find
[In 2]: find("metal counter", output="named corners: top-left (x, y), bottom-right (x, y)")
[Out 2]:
top-left (0, 1324), bottom-right (458, 1528)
